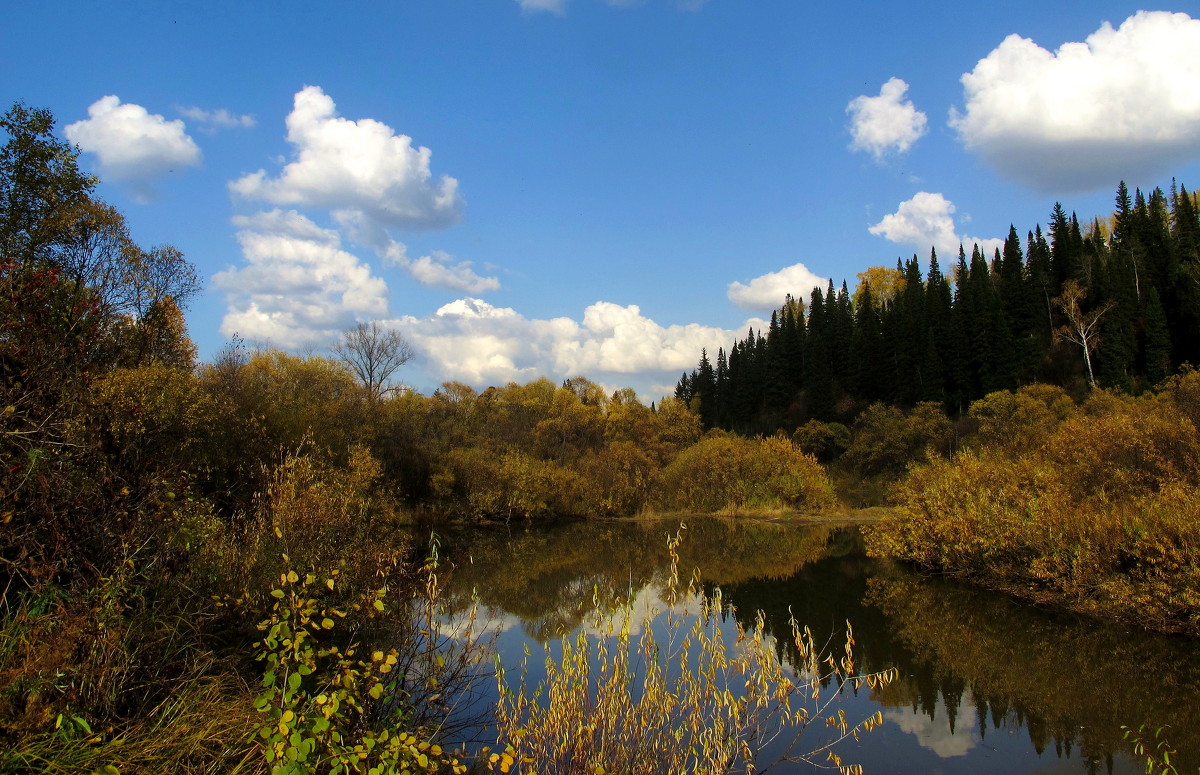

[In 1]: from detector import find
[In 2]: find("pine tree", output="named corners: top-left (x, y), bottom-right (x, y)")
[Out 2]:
top-left (851, 282), bottom-right (885, 402)
top-left (804, 287), bottom-right (834, 420)
top-left (1141, 287), bottom-right (1171, 388)
top-left (889, 256), bottom-right (927, 404)
top-left (694, 349), bottom-right (717, 428)
top-left (763, 310), bottom-right (792, 424)
top-left (715, 346), bottom-right (731, 429)
top-left (923, 248), bottom-right (953, 403)
top-left (1170, 184), bottom-right (1200, 367)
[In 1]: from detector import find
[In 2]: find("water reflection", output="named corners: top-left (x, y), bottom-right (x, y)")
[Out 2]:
top-left (429, 518), bottom-right (1195, 773)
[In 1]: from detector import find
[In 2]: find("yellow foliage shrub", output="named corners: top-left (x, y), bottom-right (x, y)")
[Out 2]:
top-left (967, 383), bottom-right (1075, 454)
top-left (655, 433), bottom-right (837, 514)
top-left (867, 383), bottom-right (1200, 634)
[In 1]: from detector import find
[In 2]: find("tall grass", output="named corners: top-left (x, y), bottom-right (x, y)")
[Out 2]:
top-left (487, 528), bottom-right (896, 775)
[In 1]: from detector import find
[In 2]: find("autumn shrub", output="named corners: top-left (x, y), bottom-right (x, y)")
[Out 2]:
top-left (193, 351), bottom-right (373, 516)
top-left (867, 383), bottom-right (1200, 634)
top-left (487, 529), bottom-right (895, 775)
top-left (573, 441), bottom-right (657, 517)
top-left (247, 563), bottom-right (468, 775)
top-left (429, 447), bottom-right (582, 520)
top-left (202, 446), bottom-right (404, 616)
top-left (841, 401), bottom-right (952, 478)
top-left (0, 542), bottom-right (264, 774)
top-left (966, 383), bottom-right (1076, 454)
top-left (791, 419), bottom-right (850, 462)
top-left (654, 432), bottom-right (836, 515)
top-left (756, 435), bottom-right (839, 511)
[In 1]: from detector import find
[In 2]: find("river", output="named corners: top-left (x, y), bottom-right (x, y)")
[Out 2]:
top-left (422, 517), bottom-right (1199, 773)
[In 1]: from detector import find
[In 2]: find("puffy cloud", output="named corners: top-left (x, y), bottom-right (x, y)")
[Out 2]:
top-left (950, 11), bottom-right (1200, 192)
top-left (847, 78), bottom-right (928, 160)
top-left (64, 96), bottom-right (201, 201)
top-left (230, 86), bottom-right (463, 244)
top-left (391, 298), bottom-right (763, 389)
top-left (380, 242), bottom-right (500, 294)
top-left (869, 192), bottom-right (1003, 259)
top-left (727, 263), bottom-right (828, 311)
top-left (213, 209), bottom-right (389, 349)
top-left (178, 106), bottom-right (256, 131)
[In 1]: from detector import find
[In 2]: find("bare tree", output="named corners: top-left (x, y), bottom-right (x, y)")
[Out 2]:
top-left (1054, 279), bottom-right (1114, 388)
top-left (333, 321), bottom-right (414, 400)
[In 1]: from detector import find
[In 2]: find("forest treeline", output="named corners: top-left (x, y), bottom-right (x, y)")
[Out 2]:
top-left (669, 177), bottom-right (1200, 636)
top-left (676, 181), bottom-right (1200, 434)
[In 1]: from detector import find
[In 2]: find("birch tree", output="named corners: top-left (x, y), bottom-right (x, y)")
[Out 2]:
top-left (1054, 279), bottom-right (1113, 388)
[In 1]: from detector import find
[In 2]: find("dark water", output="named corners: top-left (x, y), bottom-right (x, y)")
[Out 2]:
top-left (425, 517), bottom-right (1200, 773)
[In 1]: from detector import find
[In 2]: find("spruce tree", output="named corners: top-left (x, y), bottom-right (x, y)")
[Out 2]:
top-left (694, 349), bottom-right (717, 428)
top-left (923, 248), bottom-right (953, 403)
top-left (851, 282), bottom-right (885, 402)
top-left (804, 287), bottom-right (835, 420)
top-left (1141, 287), bottom-right (1171, 388)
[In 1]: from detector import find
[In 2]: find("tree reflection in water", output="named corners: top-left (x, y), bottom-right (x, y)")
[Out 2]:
top-left (429, 518), bottom-right (1197, 773)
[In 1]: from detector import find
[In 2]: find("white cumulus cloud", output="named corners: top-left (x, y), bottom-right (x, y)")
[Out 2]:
top-left (847, 78), bottom-right (928, 160)
top-left (230, 85), bottom-right (463, 245)
top-left (950, 11), bottom-right (1200, 192)
top-left (390, 298), bottom-right (764, 390)
top-left (64, 95), bottom-right (201, 201)
top-left (381, 242), bottom-right (500, 294)
top-left (727, 263), bottom-right (828, 311)
top-left (178, 106), bottom-right (256, 131)
top-left (213, 209), bottom-right (389, 349)
top-left (869, 192), bottom-right (1003, 259)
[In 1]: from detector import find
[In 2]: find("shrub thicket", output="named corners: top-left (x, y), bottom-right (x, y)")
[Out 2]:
top-left (866, 373), bottom-right (1200, 635)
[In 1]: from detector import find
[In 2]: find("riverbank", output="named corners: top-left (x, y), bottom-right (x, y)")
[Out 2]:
top-left (864, 373), bottom-right (1200, 637)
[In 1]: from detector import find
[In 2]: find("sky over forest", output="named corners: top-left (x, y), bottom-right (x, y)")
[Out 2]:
top-left (5, 1), bottom-right (1200, 398)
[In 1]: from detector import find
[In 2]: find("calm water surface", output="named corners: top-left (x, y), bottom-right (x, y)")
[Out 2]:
top-left (425, 517), bottom-right (1199, 774)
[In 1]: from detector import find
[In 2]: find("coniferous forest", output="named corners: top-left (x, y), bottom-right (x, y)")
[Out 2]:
top-left (675, 181), bottom-right (1200, 434)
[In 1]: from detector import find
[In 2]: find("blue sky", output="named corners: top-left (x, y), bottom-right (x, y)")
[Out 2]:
top-left (5, 1), bottom-right (1200, 398)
